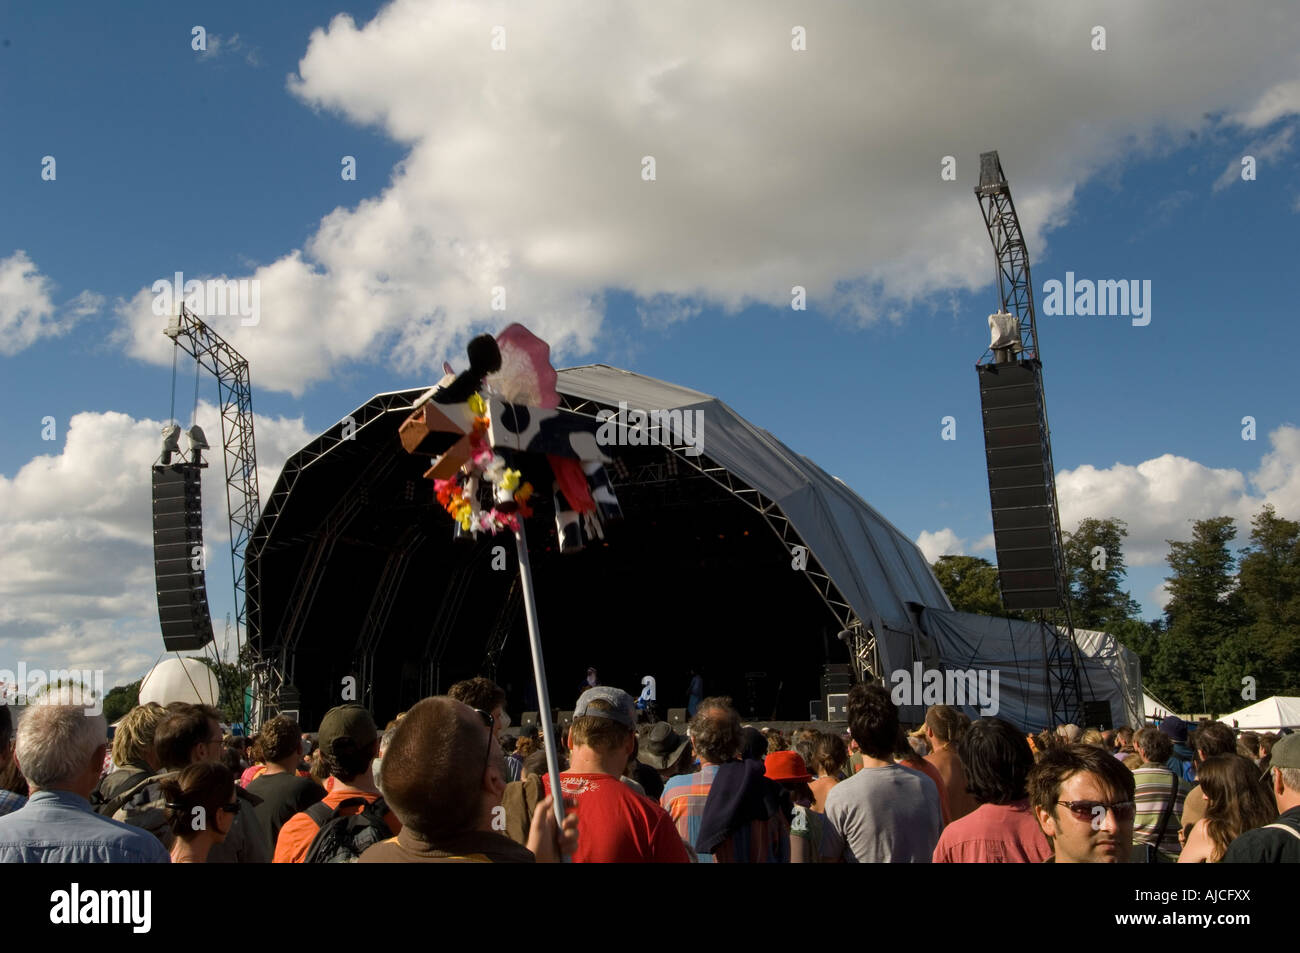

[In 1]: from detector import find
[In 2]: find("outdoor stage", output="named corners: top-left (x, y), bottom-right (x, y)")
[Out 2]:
top-left (246, 365), bottom-right (952, 729)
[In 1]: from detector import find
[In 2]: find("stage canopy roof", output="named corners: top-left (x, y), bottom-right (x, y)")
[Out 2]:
top-left (1220, 695), bottom-right (1300, 730)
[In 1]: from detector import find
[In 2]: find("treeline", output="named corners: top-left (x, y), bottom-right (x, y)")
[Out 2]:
top-left (931, 505), bottom-right (1300, 716)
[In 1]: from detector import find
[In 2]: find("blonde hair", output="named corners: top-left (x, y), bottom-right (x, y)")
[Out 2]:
top-left (1080, 729), bottom-right (1105, 748)
top-left (111, 702), bottom-right (168, 768)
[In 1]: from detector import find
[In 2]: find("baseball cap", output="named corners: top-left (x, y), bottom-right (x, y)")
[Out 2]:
top-left (317, 704), bottom-right (378, 759)
top-left (574, 687), bottom-right (636, 728)
top-left (1270, 733), bottom-right (1300, 769)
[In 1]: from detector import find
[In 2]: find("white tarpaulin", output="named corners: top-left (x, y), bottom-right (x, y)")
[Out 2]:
top-left (557, 365), bottom-right (952, 674)
top-left (917, 607), bottom-right (1143, 733)
top-left (1219, 696), bottom-right (1300, 730)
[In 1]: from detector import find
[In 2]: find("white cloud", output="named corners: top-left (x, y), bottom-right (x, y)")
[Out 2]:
top-left (1213, 125), bottom-right (1296, 191)
top-left (114, 1), bottom-right (1300, 394)
top-left (1056, 424), bottom-right (1300, 566)
top-left (0, 405), bottom-right (312, 688)
top-left (1231, 78), bottom-right (1300, 129)
top-left (0, 251), bottom-right (101, 357)
top-left (915, 528), bottom-right (965, 563)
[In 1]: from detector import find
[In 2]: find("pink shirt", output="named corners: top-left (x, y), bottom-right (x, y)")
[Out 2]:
top-left (931, 798), bottom-right (1052, 863)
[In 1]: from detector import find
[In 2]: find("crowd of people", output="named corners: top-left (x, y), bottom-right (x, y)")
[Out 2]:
top-left (0, 679), bottom-right (1296, 863)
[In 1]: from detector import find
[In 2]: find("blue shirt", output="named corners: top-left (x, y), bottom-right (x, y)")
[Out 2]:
top-left (0, 788), bottom-right (26, 817)
top-left (0, 789), bottom-right (171, 863)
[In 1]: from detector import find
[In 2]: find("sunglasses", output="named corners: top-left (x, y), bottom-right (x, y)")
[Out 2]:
top-left (1056, 800), bottom-right (1135, 823)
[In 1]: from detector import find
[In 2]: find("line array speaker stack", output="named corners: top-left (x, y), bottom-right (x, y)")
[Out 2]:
top-left (976, 361), bottom-right (1065, 610)
top-left (152, 463), bottom-right (215, 652)
top-left (822, 664), bottom-right (852, 723)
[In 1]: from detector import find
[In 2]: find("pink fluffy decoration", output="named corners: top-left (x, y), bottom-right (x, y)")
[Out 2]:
top-left (489, 323), bottom-right (560, 409)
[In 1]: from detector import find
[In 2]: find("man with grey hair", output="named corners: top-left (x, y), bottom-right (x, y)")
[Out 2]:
top-left (0, 692), bottom-right (169, 862)
top-left (0, 705), bottom-right (26, 817)
top-left (1222, 733), bottom-right (1300, 863)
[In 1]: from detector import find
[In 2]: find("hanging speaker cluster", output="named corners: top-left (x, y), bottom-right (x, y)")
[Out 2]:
top-left (976, 361), bottom-right (1065, 610)
top-left (152, 463), bottom-right (215, 651)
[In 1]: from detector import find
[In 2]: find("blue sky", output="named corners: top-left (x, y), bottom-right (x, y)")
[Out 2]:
top-left (2, 1), bottom-right (1298, 688)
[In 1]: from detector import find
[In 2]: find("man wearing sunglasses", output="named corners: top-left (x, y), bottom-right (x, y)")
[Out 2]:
top-left (1028, 743), bottom-right (1137, 863)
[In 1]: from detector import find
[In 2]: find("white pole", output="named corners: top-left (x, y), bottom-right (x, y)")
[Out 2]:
top-left (513, 520), bottom-right (566, 831)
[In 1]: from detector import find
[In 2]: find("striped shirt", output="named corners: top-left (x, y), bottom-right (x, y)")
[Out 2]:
top-left (1133, 764), bottom-right (1190, 856)
top-left (660, 764), bottom-right (789, 863)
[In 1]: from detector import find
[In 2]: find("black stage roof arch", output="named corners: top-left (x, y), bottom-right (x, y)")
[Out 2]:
top-left (246, 365), bottom-right (952, 728)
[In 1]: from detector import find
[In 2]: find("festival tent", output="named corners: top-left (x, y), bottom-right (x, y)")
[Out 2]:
top-left (1219, 696), bottom-right (1300, 731)
top-left (915, 607), bottom-right (1144, 732)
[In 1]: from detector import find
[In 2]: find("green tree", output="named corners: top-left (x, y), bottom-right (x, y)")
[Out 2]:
top-left (1063, 517), bottom-right (1142, 630)
top-left (1233, 503), bottom-right (1300, 696)
top-left (1153, 516), bottom-right (1246, 713)
top-left (101, 680), bottom-right (142, 723)
top-left (931, 555), bottom-right (1027, 618)
top-left (199, 658), bottom-right (251, 726)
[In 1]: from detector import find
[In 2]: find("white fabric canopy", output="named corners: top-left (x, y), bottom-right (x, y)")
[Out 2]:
top-left (917, 607), bottom-right (1143, 732)
top-left (557, 365), bottom-right (952, 674)
top-left (1219, 695), bottom-right (1300, 730)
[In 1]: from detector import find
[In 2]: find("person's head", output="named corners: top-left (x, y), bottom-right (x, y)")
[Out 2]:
top-left (1115, 726), bottom-right (1134, 750)
top-left (848, 684), bottom-right (899, 760)
top-left (739, 726), bottom-right (768, 762)
top-left (765, 750), bottom-right (813, 804)
top-left (159, 761), bottom-right (237, 843)
top-left (1238, 731), bottom-right (1261, 761)
top-left (1134, 726), bottom-right (1173, 765)
top-left (1158, 715), bottom-right (1189, 746)
top-left (317, 704), bottom-right (380, 783)
top-left (154, 703), bottom-right (223, 769)
top-left (380, 696), bottom-right (507, 839)
top-left (811, 731), bottom-right (848, 779)
top-left (379, 725), bottom-right (398, 760)
top-left (521, 748), bottom-right (549, 780)
top-left (687, 697), bottom-right (742, 766)
top-left (1055, 723), bottom-right (1082, 744)
top-left (959, 717), bottom-right (1036, 805)
top-left (0, 704), bottom-right (16, 767)
top-left (790, 727), bottom-right (819, 770)
top-left (1101, 729), bottom-right (1115, 749)
top-left (1198, 754), bottom-right (1278, 860)
top-left (1192, 721), bottom-right (1236, 764)
top-left (515, 735), bottom-right (536, 759)
top-left (13, 691), bottom-right (110, 798)
top-left (109, 702), bottom-right (167, 771)
top-left (1266, 734), bottom-right (1300, 813)
top-left (638, 722), bottom-right (691, 779)
top-left (1028, 743), bottom-right (1136, 863)
top-left (1080, 729), bottom-right (1105, 748)
top-left (568, 688), bottom-right (636, 772)
top-left (256, 715), bottom-right (302, 768)
top-left (923, 705), bottom-right (966, 749)
top-left (448, 677), bottom-right (509, 739)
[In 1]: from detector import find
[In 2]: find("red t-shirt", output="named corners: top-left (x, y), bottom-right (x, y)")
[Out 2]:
top-left (931, 798), bottom-right (1052, 863)
top-left (543, 772), bottom-right (689, 863)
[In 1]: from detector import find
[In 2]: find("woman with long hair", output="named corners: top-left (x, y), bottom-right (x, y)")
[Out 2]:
top-left (159, 762), bottom-right (239, 863)
top-left (1179, 754), bottom-right (1277, 863)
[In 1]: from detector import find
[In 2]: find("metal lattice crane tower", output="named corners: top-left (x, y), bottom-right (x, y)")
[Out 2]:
top-left (164, 305), bottom-right (261, 664)
top-left (974, 151), bottom-right (1086, 727)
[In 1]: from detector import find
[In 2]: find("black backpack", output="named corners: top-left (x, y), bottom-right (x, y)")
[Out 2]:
top-left (302, 796), bottom-right (392, 863)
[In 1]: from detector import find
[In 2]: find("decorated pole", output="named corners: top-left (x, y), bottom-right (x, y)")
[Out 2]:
top-left (398, 323), bottom-right (623, 843)
top-left (512, 519), bottom-right (565, 826)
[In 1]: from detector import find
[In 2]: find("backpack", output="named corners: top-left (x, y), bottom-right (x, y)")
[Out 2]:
top-left (111, 771), bottom-right (180, 848)
top-left (302, 796), bottom-right (392, 863)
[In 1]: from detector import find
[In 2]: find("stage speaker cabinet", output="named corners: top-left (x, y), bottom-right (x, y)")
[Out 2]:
top-left (809, 700), bottom-right (825, 722)
top-left (152, 463), bottom-right (215, 652)
top-left (1083, 700), bottom-right (1113, 731)
top-left (557, 710), bottom-right (575, 730)
top-left (821, 663), bottom-right (853, 700)
top-left (667, 708), bottom-right (688, 728)
top-left (976, 361), bottom-right (1065, 611)
top-left (826, 693), bottom-right (849, 722)
top-left (521, 711), bottom-right (538, 731)
top-left (279, 710), bottom-right (300, 725)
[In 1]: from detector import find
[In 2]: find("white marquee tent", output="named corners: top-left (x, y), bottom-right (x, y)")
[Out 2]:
top-left (1219, 695), bottom-right (1300, 730)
